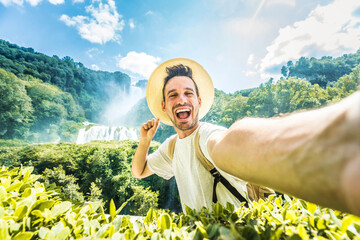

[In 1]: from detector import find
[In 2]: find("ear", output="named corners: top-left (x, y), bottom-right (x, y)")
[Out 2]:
top-left (198, 96), bottom-right (202, 107)
top-left (161, 101), bottom-right (166, 112)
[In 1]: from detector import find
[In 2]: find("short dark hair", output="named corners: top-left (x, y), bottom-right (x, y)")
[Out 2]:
top-left (162, 64), bottom-right (200, 101)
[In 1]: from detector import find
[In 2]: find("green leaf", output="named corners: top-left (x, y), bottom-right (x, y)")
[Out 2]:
top-left (306, 202), bottom-right (317, 215)
top-left (158, 213), bottom-right (172, 231)
top-left (115, 200), bottom-right (128, 216)
top-left (23, 169), bottom-right (30, 183)
top-left (6, 181), bottom-right (22, 192)
top-left (21, 188), bottom-right (33, 198)
top-left (0, 220), bottom-right (11, 240)
top-left (226, 202), bottom-right (234, 212)
top-left (12, 232), bottom-right (33, 240)
top-left (0, 186), bottom-right (7, 202)
top-left (39, 227), bottom-right (50, 239)
top-left (297, 225), bottom-right (309, 240)
top-left (151, 232), bottom-right (161, 240)
top-left (34, 200), bottom-right (55, 211)
top-left (214, 202), bottom-right (223, 218)
top-left (14, 205), bottom-right (28, 221)
top-left (51, 201), bottom-right (72, 218)
top-left (329, 209), bottom-right (341, 228)
top-left (144, 208), bottom-right (154, 224)
top-left (195, 221), bottom-right (207, 238)
top-left (109, 199), bottom-right (116, 219)
top-left (185, 205), bottom-right (193, 216)
top-left (55, 227), bottom-right (70, 240)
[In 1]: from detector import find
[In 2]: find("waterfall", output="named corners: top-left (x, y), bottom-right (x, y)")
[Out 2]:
top-left (102, 83), bottom-right (145, 126)
top-left (76, 125), bottom-right (138, 144)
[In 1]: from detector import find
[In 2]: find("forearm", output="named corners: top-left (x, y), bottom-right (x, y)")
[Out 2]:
top-left (210, 91), bottom-right (360, 215)
top-left (132, 138), bottom-right (153, 179)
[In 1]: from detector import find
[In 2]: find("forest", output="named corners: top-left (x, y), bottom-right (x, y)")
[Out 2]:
top-left (0, 39), bottom-right (360, 239)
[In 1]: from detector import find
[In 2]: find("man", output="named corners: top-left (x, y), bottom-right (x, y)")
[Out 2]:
top-left (132, 58), bottom-right (251, 212)
top-left (132, 58), bottom-right (360, 216)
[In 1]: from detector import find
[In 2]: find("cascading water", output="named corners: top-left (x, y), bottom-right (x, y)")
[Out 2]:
top-left (75, 80), bottom-right (145, 144)
top-left (76, 125), bottom-right (138, 144)
top-left (102, 82), bottom-right (145, 126)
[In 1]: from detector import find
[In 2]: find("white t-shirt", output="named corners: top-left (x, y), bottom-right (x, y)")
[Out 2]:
top-left (147, 122), bottom-right (248, 212)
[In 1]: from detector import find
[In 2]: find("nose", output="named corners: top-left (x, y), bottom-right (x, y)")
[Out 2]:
top-left (178, 93), bottom-right (187, 105)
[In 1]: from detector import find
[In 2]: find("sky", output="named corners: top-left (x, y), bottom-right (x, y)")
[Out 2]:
top-left (1, 0), bottom-right (360, 93)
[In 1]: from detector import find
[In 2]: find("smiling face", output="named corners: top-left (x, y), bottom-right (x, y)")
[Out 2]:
top-left (162, 76), bottom-right (202, 136)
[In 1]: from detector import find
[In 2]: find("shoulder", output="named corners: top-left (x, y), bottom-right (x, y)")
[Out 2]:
top-left (199, 122), bottom-right (227, 139)
top-left (198, 122), bottom-right (226, 149)
top-left (153, 133), bottom-right (177, 155)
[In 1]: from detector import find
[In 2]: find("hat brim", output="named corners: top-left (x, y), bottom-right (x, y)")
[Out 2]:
top-left (146, 58), bottom-right (214, 126)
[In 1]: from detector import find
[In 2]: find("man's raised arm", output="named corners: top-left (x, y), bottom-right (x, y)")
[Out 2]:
top-left (131, 118), bottom-right (159, 179)
top-left (208, 91), bottom-right (360, 216)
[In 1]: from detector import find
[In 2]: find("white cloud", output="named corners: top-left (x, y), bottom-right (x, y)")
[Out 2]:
top-left (129, 19), bottom-right (135, 29)
top-left (28, 0), bottom-right (41, 5)
top-left (145, 10), bottom-right (154, 16)
top-left (73, 0), bottom-right (83, 3)
top-left (86, 47), bottom-right (104, 58)
top-left (247, 54), bottom-right (255, 65)
top-left (116, 51), bottom-right (161, 78)
top-left (60, 0), bottom-right (125, 44)
top-left (0, 0), bottom-right (41, 6)
top-left (91, 64), bottom-right (100, 70)
top-left (260, 0), bottom-right (360, 76)
top-left (48, 0), bottom-right (63, 4)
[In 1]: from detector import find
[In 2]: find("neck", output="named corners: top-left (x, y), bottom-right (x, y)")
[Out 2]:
top-left (175, 121), bottom-right (200, 139)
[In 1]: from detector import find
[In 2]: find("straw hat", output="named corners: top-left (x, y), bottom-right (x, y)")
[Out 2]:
top-left (146, 58), bottom-right (214, 125)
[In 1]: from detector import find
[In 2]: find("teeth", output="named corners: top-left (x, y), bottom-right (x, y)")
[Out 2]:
top-left (176, 109), bottom-right (190, 113)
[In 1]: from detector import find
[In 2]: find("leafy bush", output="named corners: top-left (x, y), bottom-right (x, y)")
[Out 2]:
top-left (1, 166), bottom-right (359, 239)
top-left (0, 140), bottom-right (177, 214)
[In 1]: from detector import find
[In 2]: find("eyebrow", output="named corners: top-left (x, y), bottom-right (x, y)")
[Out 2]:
top-left (166, 87), bottom-right (195, 96)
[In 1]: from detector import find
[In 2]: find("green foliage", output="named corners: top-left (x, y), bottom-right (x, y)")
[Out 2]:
top-left (0, 39), bottom-right (131, 122)
top-left (0, 140), bottom-right (175, 215)
top-left (0, 69), bottom-right (33, 139)
top-left (281, 52), bottom-right (360, 88)
top-left (0, 67), bottom-right (86, 142)
top-left (128, 185), bottom-right (159, 216)
top-left (1, 166), bottom-right (359, 239)
top-left (41, 165), bottom-right (84, 203)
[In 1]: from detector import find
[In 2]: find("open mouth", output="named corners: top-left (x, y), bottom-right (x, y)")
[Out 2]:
top-left (175, 109), bottom-right (191, 120)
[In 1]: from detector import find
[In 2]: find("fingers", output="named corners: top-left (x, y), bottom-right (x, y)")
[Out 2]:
top-left (142, 119), bottom-right (159, 130)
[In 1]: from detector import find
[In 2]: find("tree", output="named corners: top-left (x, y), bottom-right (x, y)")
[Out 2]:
top-left (281, 65), bottom-right (288, 78)
top-left (0, 68), bottom-right (33, 138)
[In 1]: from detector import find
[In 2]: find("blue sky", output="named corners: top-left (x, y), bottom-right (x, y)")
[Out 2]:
top-left (1, 0), bottom-right (360, 93)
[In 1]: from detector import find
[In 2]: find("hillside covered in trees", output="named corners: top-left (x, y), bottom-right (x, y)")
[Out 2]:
top-left (0, 39), bottom-right (132, 141)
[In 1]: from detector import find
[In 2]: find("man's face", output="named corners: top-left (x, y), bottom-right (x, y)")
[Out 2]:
top-left (162, 76), bottom-right (202, 131)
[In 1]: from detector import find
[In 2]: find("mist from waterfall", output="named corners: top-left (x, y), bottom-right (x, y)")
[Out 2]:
top-left (102, 81), bottom-right (145, 126)
top-left (75, 80), bottom-right (146, 144)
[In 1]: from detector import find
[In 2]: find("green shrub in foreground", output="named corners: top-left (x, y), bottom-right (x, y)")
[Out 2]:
top-left (1, 166), bottom-right (360, 239)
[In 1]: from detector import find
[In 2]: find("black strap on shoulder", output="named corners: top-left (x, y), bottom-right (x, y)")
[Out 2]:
top-left (210, 168), bottom-right (249, 207)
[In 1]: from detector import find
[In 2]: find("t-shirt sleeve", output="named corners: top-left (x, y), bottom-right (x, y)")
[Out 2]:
top-left (147, 137), bottom-right (174, 180)
top-left (199, 123), bottom-right (227, 165)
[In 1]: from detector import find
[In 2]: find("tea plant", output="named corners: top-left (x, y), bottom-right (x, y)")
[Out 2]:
top-left (1, 165), bottom-right (359, 239)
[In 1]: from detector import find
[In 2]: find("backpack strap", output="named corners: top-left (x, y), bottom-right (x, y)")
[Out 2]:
top-left (194, 128), bottom-right (275, 203)
top-left (168, 135), bottom-right (177, 160)
top-left (194, 130), bottom-right (214, 171)
top-left (194, 129), bottom-right (248, 206)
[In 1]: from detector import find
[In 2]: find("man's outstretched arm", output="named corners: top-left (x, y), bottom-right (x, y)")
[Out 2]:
top-left (131, 118), bottom-right (159, 179)
top-left (208, 91), bottom-right (360, 216)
